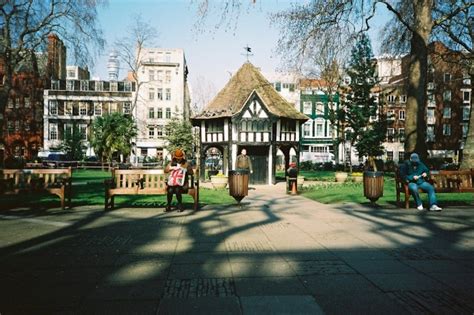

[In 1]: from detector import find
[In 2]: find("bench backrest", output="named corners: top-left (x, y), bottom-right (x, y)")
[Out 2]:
top-left (111, 168), bottom-right (197, 191)
top-left (1, 168), bottom-right (72, 189)
top-left (431, 170), bottom-right (474, 191)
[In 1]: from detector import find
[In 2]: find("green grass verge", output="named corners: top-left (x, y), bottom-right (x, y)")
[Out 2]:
top-left (0, 169), bottom-right (235, 210)
top-left (300, 175), bottom-right (474, 208)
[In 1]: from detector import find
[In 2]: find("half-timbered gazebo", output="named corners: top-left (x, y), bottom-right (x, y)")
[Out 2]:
top-left (192, 62), bottom-right (308, 184)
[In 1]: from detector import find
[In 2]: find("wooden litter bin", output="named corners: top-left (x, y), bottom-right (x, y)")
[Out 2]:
top-left (363, 171), bottom-right (384, 202)
top-left (228, 170), bottom-right (249, 203)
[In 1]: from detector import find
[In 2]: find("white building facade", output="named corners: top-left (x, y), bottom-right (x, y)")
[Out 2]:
top-left (133, 48), bottom-right (191, 163)
top-left (43, 66), bottom-right (135, 156)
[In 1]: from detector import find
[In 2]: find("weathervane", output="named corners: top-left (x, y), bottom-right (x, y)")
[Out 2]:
top-left (242, 45), bottom-right (253, 61)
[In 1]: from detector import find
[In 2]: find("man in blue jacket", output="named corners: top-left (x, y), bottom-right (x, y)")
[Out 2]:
top-left (405, 153), bottom-right (442, 211)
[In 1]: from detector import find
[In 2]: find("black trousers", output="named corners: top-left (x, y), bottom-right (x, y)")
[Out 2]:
top-left (167, 185), bottom-right (184, 206)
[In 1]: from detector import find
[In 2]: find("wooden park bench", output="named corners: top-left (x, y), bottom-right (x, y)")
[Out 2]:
top-left (395, 166), bottom-right (474, 208)
top-left (104, 168), bottom-right (199, 210)
top-left (0, 168), bottom-right (73, 209)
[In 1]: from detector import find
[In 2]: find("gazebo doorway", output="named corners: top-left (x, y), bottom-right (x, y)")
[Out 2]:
top-left (239, 145), bottom-right (268, 184)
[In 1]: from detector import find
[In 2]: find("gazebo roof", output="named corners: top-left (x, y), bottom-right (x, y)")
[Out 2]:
top-left (193, 62), bottom-right (308, 121)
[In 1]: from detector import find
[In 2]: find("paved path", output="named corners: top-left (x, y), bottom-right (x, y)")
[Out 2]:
top-left (0, 183), bottom-right (473, 314)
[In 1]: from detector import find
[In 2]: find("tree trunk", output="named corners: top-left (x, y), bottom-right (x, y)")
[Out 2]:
top-left (404, 1), bottom-right (433, 161)
top-left (459, 20), bottom-right (474, 169)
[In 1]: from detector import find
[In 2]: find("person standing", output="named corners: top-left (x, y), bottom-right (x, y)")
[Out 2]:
top-left (164, 149), bottom-right (193, 212)
top-left (236, 148), bottom-right (253, 174)
top-left (405, 153), bottom-right (442, 211)
top-left (287, 162), bottom-right (298, 192)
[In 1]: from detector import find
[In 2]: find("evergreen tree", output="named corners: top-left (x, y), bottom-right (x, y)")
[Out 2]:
top-left (344, 33), bottom-right (387, 172)
top-left (90, 113), bottom-right (137, 163)
top-left (164, 118), bottom-right (194, 159)
top-left (59, 124), bottom-right (86, 161)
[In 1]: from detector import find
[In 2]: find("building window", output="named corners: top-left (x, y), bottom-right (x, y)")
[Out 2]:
top-left (165, 70), bottom-right (171, 83)
top-left (165, 88), bottom-right (171, 101)
top-left (398, 128), bottom-right (405, 142)
top-left (387, 128), bottom-right (395, 142)
top-left (157, 125), bottom-right (163, 137)
top-left (398, 151), bottom-right (405, 161)
top-left (51, 80), bottom-right (60, 90)
top-left (387, 110), bottom-right (395, 120)
top-left (386, 151), bottom-right (393, 161)
top-left (303, 123), bottom-right (311, 137)
top-left (79, 103), bottom-right (87, 116)
top-left (64, 124), bottom-right (73, 139)
top-left (65, 102), bottom-right (73, 115)
top-left (427, 93), bottom-right (435, 107)
top-left (274, 82), bottom-right (281, 92)
top-left (387, 95), bottom-right (396, 103)
top-left (463, 106), bottom-right (470, 120)
top-left (95, 81), bottom-right (103, 91)
top-left (123, 102), bottom-right (131, 115)
top-left (463, 91), bottom-right (471, 103)
top-left (462, 123), bottom-right (468, 137)
top-left (165, 52), bottom-right (171, 62)
top-left (79, 124), bottom-right (87, 140)
top-left (94, 103), bottom-right (102, 116)
top-left (444, 73), bottom-right (451, 82)
top-left (303, 101), bottom-right (312, 115)
top-left (149, 70), bottom-right (155, 81)
top-left (289, 83), bottom-right (295, 92)
top-left (400, 95), bottom-right (407, 103)
top-left (67, 69), bottom-right (75, 78)
top-left (157, 108), bottom-right (163, 119)
top-left (427, 108), bottom-right (435, 123)
top-left (399, 110), bottom-right (405, 120)
top-left (124, 82), bottom-right (132, 92)
top-left (443, 124), bottom-right (451, 136)
top-left (49, 123), bottom-right (58, 140)
top-left (7, 99), bottom-right (14, 108)
top-left (148, 107), bottom-right (155, 119)
top-left (49, 100), bottom-right (58, 115)
top-left (443, 106), bottom-right (451, 118)
top-left (166, 108), bottom-right (171, 118)
top-left (80, 80), bottom-right (89, 91)
top-left (148, 127), bottom-right (155, 139)
top-left (66, 80), bottom-right (74, 91)
top-left (315, 102), bottom-right (324, 115)
top-left (23, 96), bottom-right (31, 108)
top-left (157, 70), bottom-right (163, 82)
top-left (157, 88), bottom-right (163, 100)
top-left (149, 88), bottom-right (155, 100)
top-left (315, 122), bottom-right (324, 137)
top-left (427, 126), bottom-right (435, 142)
top-left (7, 121), bottom-right (14, 133)
top-left (110, 82), bottom-right (118, 92)
top-left (443, 90), bottom-right (451, 101)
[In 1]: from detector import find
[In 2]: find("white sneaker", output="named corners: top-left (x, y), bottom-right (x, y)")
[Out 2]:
top-left (430, 205), bottom-right (442, 211)
top-left (417, 205), bottom-right (424, 211)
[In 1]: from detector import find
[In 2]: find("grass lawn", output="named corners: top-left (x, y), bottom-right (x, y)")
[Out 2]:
top-left (1, 169), bottom-right (472, 210)
top-left (300, 174), bottom-right (474, 208)
top-left (0, 169), bottom-right (235, 210)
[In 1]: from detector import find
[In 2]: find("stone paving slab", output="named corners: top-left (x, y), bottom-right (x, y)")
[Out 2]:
top-left (0, 182), bottom-right (473, 314)
top-left (240, 295), bottom-right (325, 315)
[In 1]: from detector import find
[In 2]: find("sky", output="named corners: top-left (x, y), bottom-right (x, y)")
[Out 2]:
top-left (93, 0), bottom-right (389, 102)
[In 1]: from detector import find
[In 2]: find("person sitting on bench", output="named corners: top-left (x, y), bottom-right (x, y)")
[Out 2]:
top-left (164, 149), bottom-right (193, 212)
top-left (405, 153), bottom-right (442, 211)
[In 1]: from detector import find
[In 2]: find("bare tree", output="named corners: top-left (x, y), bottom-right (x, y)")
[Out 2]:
top-left (0, 0), bottom-right (105, 115)
top-left (113, 14), bottom-right (158, 113)
top-left (190, 75), bottom-right (217, 116)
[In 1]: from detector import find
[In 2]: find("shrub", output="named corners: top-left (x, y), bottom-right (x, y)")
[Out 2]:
top-left (300, 161), bottom-right (313, 171)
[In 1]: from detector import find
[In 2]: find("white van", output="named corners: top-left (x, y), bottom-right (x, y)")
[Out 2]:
top-left (301, 152), bottom-right (335, 164)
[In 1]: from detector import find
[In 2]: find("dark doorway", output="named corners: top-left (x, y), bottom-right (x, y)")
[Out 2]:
top-left (240, 145), bottom-right (268, 184)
